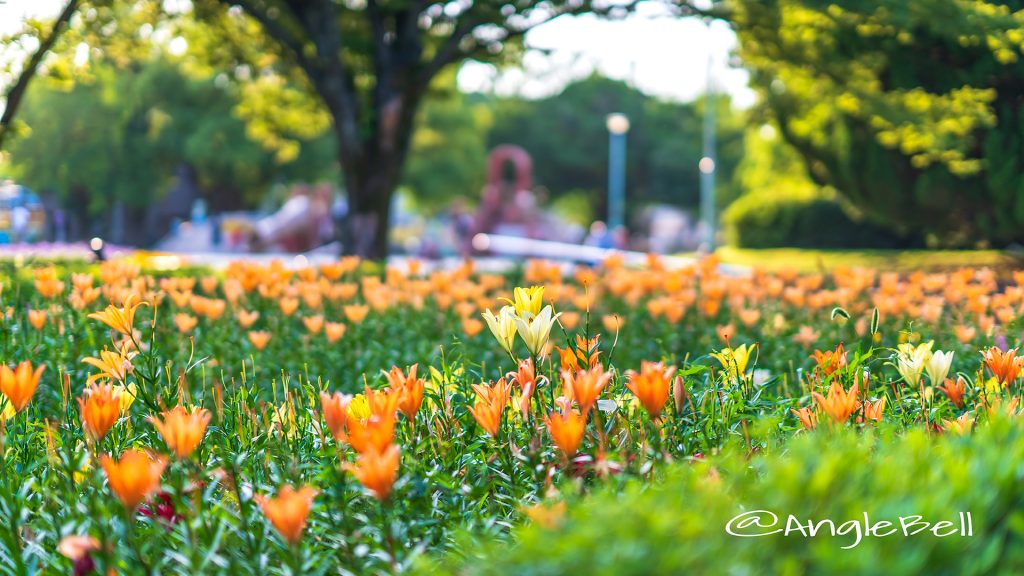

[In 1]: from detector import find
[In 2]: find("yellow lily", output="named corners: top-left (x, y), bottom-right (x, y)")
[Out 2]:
top-left (114, 381), bottom-right (137, 414)
top-left (88, 294), bottom-right (146, 335)
top-left (711, 344), bottom-right (753, 381)
top-left (347, 394), bottom-right (371, 422)
top-left (0, 394), bottom-right (15, 422)
top-left (502, 286), bottom-right (545, 318)
top-left (82, 347), bottom-right (137, 383)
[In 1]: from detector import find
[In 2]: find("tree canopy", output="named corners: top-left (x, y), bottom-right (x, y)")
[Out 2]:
top-left (733, 0), bottom-right (1024, 247)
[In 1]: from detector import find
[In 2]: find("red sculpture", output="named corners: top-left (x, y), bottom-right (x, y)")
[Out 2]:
top-left (475, 145), bottom-right (537, 239)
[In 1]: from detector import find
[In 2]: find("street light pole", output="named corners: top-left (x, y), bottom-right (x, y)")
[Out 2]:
top-left (606, 113), bottom-right (630, 231)
top-left (699, 29), bottom-right (717, 251)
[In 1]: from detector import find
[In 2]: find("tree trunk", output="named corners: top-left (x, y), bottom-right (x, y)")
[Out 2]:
top-left (344, 164), bottom-right (398, 259)
top-left (332, 89), bottom-right (420, 259)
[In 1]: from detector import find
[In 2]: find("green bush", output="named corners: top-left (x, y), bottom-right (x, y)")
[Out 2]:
top-left (549, 189), bottom-right (595, 227)
top-left (422, 418), bottom-right (1024, 575)
top-left (723, 189), bottom-right (911, 249)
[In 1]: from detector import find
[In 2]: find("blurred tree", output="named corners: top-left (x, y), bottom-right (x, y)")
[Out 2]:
top-left (0, 0), bottom-right (80, 150)
top-left (731, 0), bottom-right (1024, 247)
top-left (6, 58), bottom-right (336, 241)
top-left (487, 74), bottom-right (744, 220)
top-left (3, 1), bottom-right (501, 233)
top-left (401, 72), bottom-right (492, 213)
top-left (182, 0), bottom-right (710, 257)
top-left (4, 0), bottom-right (719, 255)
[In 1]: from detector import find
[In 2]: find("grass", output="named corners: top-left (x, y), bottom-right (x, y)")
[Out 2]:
top-left (714, 246), bottom-right (1016, 274)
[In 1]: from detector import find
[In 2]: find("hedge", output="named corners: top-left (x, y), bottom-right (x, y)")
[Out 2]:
top-left (422, 417), bottom-right (1024, 575)
top-left (723, 189), bottom-right (912, 249)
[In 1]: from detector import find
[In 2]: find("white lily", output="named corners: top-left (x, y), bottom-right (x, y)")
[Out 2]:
top-left (482, 306), bottom-right (518, 356)
top-left (895, 341), bottom-right (933, 387)
top-left (926, 349), bottom-right (954, 386)
top-left (513, 305), bottom-right (560, 356)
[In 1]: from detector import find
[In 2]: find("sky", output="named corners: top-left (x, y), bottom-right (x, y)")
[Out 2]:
top-left (0, 0), bottom-right (755, 107)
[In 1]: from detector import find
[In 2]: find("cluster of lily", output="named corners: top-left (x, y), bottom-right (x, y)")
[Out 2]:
top-left (16, 257), bottom-right (1024, 362)
top-left (21, 295), bottom-right (418, 564)
top-left (10, 256), bottom-right (1024, 573)
top-left (472, 286), bottom-right (685, 459)
top-left (319, 364), bottom-right (424, 504)
top-left (787, 336), bottom-right (1024, 436)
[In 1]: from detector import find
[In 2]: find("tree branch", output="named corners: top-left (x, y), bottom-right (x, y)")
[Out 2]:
top-left (415, 0), bottom-right (709, 89)
top-left (0, 0), bottom-right (80, 151)
top-left (417, 16), bottom-right (485, 87)
top-left (226, 0), bottom-right (314, 74)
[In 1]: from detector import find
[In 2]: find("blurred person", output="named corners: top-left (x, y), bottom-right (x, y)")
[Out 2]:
top-left (253, 184), bottom-right (331, 252)
top-left (584, 221), bottom-right (613, 249)
top-left (474, 184), bottom-right (503, 237)
top-left (312, 184), bottom-right (334, 245)
top-left (448, 198), bottom-right (475, 256)
top-left (210, 214), bottom-right (223, 247)
top-left (11, 203), bottom-right (29, 244)
top-left (611, 225), bottom-right (629, 251)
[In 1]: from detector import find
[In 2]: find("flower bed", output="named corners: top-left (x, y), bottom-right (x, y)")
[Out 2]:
top-left (0, 255), bottom-right (1019, 573)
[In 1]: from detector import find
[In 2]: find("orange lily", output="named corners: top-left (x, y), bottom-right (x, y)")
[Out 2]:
top-left (468, 378), bottom-right (511, 437)
top-left (344, 413), bottom-right (396, 454)
top-left (509, 358), bottom-right (538, 416)
top-left (562, 365), bottom-right (612, 416)
top-left (82, 347), bottom-right (136, 382)
top-left (78, 383), bottom-right (122, 441)
top-left (942, 413), bottom-right (973, 435)
top-left (27, 309), bottom-right (46, 330)
top-left (0, 361), bottom-right (45, 412)
top-left (811, 343), bottom-right (847, 377)
top-left (174, 313), bottom-right (198, 334)
top-left (938, 376), bottom-right (967, 408)
top-left (982, 347), bottom-right (1024, 386)
top-left (100, 449), bottom-right (167, 510)
top-left (469, 396), bottom-right (504, 437)
top-left (344, 305), bottom-right (369, 324)
top-left (248, 330), bottom-right (271, 351)
top-left (255, 485), bottom-right (318, 544)
top-left (325, 321), bottom-right (347, 342)
top-left (236, 309), bottom-right (260, 328)
top-left (545, 410), bottom-right (586, 456)
top-left (365, 386), bottom-right (401, 419)
top-left (345, 445), bottom-right (400, 501)
top-left (148, 406), bottom-right (211, 458)
top-left (811, 381), bottom-right (859, 424)
top-left (555, 346), bottom-right (579, 372)
top-left (792, 406), bottom-right (818, 430)
top-left (320, 392), bottom-right (351, 441)
top-left (858, 397), bottom-right (886, 423)
top-left (385, 365), bottom-right (425, 421)
top-left (302, 315), bottom-right (324, 334)
top-left (625, 361), bottom-right (676, 419)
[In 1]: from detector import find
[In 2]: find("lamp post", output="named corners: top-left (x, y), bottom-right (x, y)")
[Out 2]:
top-left (606, 113), bottom-right (630, 231)
top-left (699, 27), bottom-right (717, 251)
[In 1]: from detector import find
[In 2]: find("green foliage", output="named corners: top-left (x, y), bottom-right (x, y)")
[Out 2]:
top-left (723, 187), bottom-right (910, 249)
top-left (422, 419), bottom-right (1024, 575)
top-left (548, 190), bottom-right (596, 226)
top-left (402, 75), bottom-right (492, 213)
top-left (4, 58), bottom-right (335, 216)
top-left (487, 75), bottom-right (746, 214)
top-left (0, 255), bottom-right (1020, 573)
top-left (732, 0), bottom-right (1024, 247)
